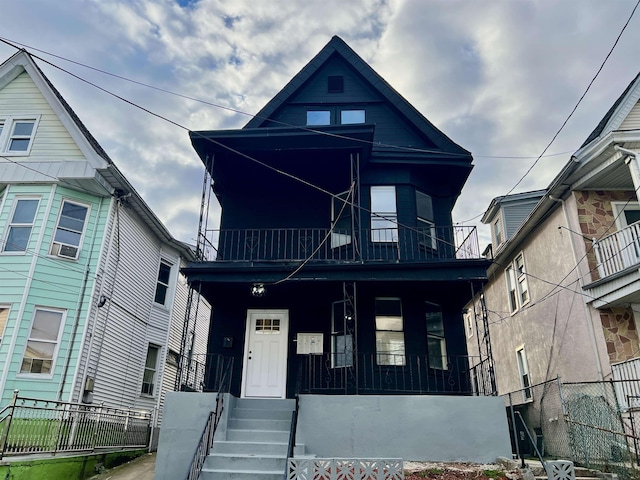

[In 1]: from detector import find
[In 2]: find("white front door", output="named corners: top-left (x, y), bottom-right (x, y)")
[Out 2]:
top-left (242, 309), bottom-right (289, 398)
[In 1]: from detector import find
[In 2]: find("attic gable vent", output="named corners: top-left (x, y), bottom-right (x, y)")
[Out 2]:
top-left (328, 75), bottom-right (344, 93)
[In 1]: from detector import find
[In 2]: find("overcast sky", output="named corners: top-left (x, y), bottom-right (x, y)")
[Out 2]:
top-left (1, 0), bottom-right (640, 248)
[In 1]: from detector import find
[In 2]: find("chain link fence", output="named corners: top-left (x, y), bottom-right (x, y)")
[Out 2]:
top-left (505, 378), bottom-right (640, 479)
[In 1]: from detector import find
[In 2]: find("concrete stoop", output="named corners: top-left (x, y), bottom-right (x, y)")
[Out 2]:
top-left (199, 398), bottom-right (302, 480)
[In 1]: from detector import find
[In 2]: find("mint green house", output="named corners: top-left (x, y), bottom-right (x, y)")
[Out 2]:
top-left (0, 50), bottom-right (209, 424)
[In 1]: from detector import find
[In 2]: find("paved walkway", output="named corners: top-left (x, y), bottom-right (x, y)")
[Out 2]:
top-left (88, 452), bottom-right (156, 480)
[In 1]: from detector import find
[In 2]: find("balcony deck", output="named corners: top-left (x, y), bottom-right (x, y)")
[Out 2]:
top-left (197, 225), bottom-right (481, 263)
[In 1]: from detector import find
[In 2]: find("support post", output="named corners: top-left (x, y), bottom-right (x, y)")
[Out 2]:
top-left (509, 392), bottom-right (524, 468)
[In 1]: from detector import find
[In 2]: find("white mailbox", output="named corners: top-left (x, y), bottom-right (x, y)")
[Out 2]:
top-left (296, 333), bottom-right (324, 354)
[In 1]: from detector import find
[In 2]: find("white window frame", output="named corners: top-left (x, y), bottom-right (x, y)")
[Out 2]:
top-left (2, 196), bottom-right (40, 253)
top-left (0, 116), bottom-right (40, 155)
top-left (516, 345), bottom-right (533, 402)
top-left (612, 201), bottom-right (640, 230)
top-left (466, 310), bottom-right (474, 339)
top-left (18, 307), bottom-right (65, 378)
top-left (505, 252), bottom-right (529, 312)
top-left (49, 199), bottom-right (90, 260)
top-left (370, 186), bottom-right (398, 243)
top-left (141, 344), bottom-right (161, 396)
top-left (0, 304), bottom-right (10, 345)
top-left (375, 297), bottom-right (405, 366)
top-left (154, 260), bottom-right (173, 306)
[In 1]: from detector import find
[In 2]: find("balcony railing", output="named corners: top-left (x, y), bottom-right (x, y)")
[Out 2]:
top-left (296, 353), bottom-right (495, 396)
top-left (198, 226), bottom-right (481, 263)
top-left (594, 222), bottom-right (640, 278)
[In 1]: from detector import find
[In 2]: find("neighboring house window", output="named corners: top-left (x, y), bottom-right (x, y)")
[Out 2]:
top-left (426, 302), bottom-right (447, 369)
top-left (516, 346), bottom-right (532, 401)
top-left (370, 186), bottom-right (398, 242)
top-left (50, 200), bottom-right (89, 260)
top-left (0, 117), bottom-right (39, 154)
top-left (416, 190), bottom-right (436, 250)
top-left (375, 298), bottom-right (405, 366)
top-left (20, 308), bottom-right (64, 375)
top-left (3, 197), bottom-right (39, 252)
top-left (494, 218), bottom-right (503, 246)
top-left (340, 109), bottom-right (365, 124)
top-left (154, 260), bottom-right (172, 305)
top-left (506, 252), bottom-right (529, 312)
top-left (141, 344), bottom-right (160, 396)
top-left (0, 305), bottom-right (9, 344)
top-left (306, 110), bottom-right (331, 126)
top-left (331, 300), bottom-right (353, 368)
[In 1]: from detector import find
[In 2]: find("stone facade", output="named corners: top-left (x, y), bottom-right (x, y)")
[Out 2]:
top-left (575, 190), bottom-right (636, 282)
top-left (600, 306), bottom-right (640, 364)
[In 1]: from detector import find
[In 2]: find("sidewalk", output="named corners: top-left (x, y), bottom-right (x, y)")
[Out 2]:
top-left (88, 452), bottom-right (156, 480)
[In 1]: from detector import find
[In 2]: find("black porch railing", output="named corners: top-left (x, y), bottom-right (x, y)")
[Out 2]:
top-left (178, 354), bottom-right (234, 393)
top-left (198, 226), bottom-right (481, 262)
top-left (297, 353), bottom-right (496, 396)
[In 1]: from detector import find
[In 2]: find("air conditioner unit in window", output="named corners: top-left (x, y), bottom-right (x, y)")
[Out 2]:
top-left (51, 242), bottom-right (79, 259)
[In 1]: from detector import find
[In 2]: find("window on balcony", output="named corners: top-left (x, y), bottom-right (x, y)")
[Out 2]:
top-left (516, 346), bottom-right (532, 401)
top-left (331, 300), bottom-right (353, 368)
top-left (331, 191), bottom-right (352, 248)
top-left (426, 302), bottom-right (447, 369)
top-left (506, 252), bottom-right (529, 312)
top-left (612, 202), bottom-right (640, 229)
top-left (375, 298), bottom-right (405, 366)
top-left (371, 186), bottom-right (397, 243)
top-left (417, 191), bottom-right (436, 250)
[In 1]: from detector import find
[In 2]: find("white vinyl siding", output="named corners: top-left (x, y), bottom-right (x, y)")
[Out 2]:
top-left (620, 100), bottom-right (640, 131)
top-left (0, 72), bottom-right (83, 159)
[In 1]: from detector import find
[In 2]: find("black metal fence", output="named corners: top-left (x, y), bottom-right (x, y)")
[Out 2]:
top-left (297, 353), bottom-right (495, 395)
top-left (178, 353), bottom-right (235, 393)
top-left (199, 226), bottom-right (481, 263)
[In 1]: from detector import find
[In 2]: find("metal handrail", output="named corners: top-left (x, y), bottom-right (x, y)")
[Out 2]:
top-left (186, 358), bottom-right (233, 480)
top-left (514, 411), bottom-right (546, 471)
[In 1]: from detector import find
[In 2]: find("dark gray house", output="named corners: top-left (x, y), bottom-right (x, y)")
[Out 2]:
top-left (159, 36), bottom-right (510, 479)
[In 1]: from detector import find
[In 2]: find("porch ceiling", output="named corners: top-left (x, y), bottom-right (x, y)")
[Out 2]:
top-left (570, 141), bottom-right (640, 191)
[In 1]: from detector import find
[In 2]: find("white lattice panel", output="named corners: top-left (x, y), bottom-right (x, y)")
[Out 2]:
top-left (287, 458), bottom-right (404, 480)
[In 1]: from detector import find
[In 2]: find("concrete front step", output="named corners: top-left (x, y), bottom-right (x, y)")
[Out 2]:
top-left (226, 428), bottom-right (290, 442)
top-left (204, 452), bottom-right (286, 471)
top-left (211, 440), bottom-right (288, 455)
top-left (232, 407), bottom-right (293, 420)
top-left (198, 467), bottom-right (283, 480)
top-left (234, 398), bottom-right (295, 410)
top-left (228, 417), bottom-right (291, 431)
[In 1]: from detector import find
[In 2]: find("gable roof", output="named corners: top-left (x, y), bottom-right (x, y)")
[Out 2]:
top-left (0, 49), bottom-right (194, 261)
top-left (581, 71), bottom-right (640, 148)
top-left (244, 36), bottom-right (471, 159)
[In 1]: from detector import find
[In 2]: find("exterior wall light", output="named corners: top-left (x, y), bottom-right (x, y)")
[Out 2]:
top-left (251, 284), bottom-right (266, 297)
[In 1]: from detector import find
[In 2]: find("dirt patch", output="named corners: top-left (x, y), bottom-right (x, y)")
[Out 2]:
top-left (404, 462), bottom-right (521, 480)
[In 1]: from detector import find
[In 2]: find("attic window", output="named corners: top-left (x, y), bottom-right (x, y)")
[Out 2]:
top-left (328, 76), bottom-right (344, 93)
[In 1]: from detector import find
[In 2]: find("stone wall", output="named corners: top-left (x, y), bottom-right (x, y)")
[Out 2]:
top-left (600, 306), bottom-right (640, 364)
top-left (575, 190), bottom-right (635, 282)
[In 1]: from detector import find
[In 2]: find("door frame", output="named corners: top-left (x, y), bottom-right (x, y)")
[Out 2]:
top-left (241, 309), bottom-right (289, 398)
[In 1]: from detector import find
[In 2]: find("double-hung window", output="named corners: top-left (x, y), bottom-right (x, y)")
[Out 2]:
top-left (0, 117), bottom-right (39, 154)
top-left (416, 191), bottom-right (436, 250)
top-left (426, 302), bottom-right (447, 369)
top-left (141, 344), bottom-right (160, 396)
top-left (506, 252), bottom-right (529, 312)
top-left (371, 186), bottom-right (398, 243)
top-left (516, 346), bottom-right (532, 401)
top-left (3, 197), bottom-right (39, 252)
top-left (154, 260), bottom-right (172, 305)
top-left (375, 298), bottom-right (405, 366)
top-left (20, 308), bottom-right (64, 375)
top-left (50, 200), bottom-right (89, 260)
top-left (494, 218), bottom-right (503, 246)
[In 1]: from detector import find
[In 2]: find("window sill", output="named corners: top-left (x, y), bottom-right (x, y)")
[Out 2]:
top-left (16, 373), bottom-right (55, 380)
top-left (1, 151), bottom-right (31, 157)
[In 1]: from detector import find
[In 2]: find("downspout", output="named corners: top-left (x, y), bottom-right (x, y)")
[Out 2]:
top-left (57, 195), bottom-right (104, 401)
top-left (548, 194), bottom-right (604, 380)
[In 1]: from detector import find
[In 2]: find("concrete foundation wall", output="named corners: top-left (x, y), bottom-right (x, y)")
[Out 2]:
top-left (297, 395), bottom-right (511, 462)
